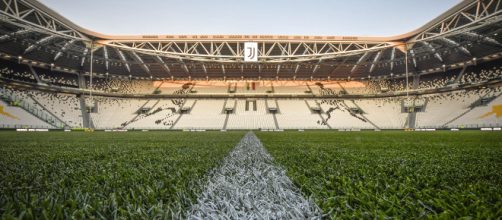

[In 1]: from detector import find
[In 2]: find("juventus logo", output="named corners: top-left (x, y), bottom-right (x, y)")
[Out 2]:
top-left (244, 42), bottom-right (258, 62)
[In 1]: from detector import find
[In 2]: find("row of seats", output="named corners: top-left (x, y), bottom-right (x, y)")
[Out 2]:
top-left (226, 100), bottom-right (276, 129)
top-left (416, 87), bottom-right (502, 128)
top-left (0, 99), bottom-right (53, 129)
top-left (0, 67), bottom-right (37, 83)
top-left (1, 57), bottom-right (502, 96)
top-left (89, 97), bottom-right (146, 129)
top-left (87, 77), bottom-right (155, 94)
top-left (1, 88), bottom-right (501, 129)
top-left (460, 66), bottom-right (502, 84)
top-left (174, 99), bottom-right (226, 130)
top-left (355, 98), bottom-right (407, 129)
top-left (0, 87), bottom-right (65, 128)
top-left (28, 90), bottom-right (83, 127)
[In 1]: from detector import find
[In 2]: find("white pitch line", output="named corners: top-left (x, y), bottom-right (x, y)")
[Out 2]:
top-left (187, 132), bottom-right (322, 219)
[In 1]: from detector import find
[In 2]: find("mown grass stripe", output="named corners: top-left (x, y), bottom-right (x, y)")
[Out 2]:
top-left (188, 132), bottom-right (322, 219)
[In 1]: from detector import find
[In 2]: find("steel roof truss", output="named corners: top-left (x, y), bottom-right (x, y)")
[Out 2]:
top-left (115, 48), bottom-right (131, 73)
top-left (54, 39), bottom-right (76, 61)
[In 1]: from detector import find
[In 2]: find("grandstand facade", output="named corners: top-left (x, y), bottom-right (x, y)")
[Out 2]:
top-left (0, 0), bottom-right (501, 130)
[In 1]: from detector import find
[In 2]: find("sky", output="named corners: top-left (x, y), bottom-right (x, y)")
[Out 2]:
top-left (39, 0), bottom-right (460, 37)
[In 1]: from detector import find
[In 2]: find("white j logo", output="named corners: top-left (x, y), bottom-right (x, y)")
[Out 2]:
top-left (244, 42), bottom-right (258, 62)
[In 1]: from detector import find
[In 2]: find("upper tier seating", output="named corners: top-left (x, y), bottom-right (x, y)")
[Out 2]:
top-left (35, 67), bottom-right (79, 88)
top-left (0, 59), bottom-right (37, 83)
top-left (460, 65), bottom-right (502, 84)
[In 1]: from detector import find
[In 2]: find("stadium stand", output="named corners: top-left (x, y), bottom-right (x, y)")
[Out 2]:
top-left (27, 90), bottom-right (83, 127)
top-left (173, 99), bottom-right (226, 130)
top-left (1, 82), bottom-right (501, 130)
top-left (122, 98), bottom-right (179, 129)
top-left (446, 88), bottom-right (502, 128)
top-left (355, 98), bottom-right (407, 129)
top-left (415, 90), bottom-right (482, 128)
top-left (86, 77), bottom-right (156, 94)
top-left (0, 87), bottom-right (58, 128)
top-left (418, 70), bottom-right (458, 90)
top-left (460, 64), bottom-right (502, 84)
top-left (226, 99), bottom-right (276, 130)
top-left (275, 99), bottom-right (326, 129)
top-left (0, 52), bottom-right (501, 130)
top-left (1, 61), bottom-right (501, 130)
top-left (272, 81), bottom-right (309, 94)
top-left (0, 59), bottom-right (37, 84)
top-left (191, 81), bottom-right (228, 94)
top-left (318, 99), bottom-right (374, 129)
top-left (88, 97), bottom-right (146, 129)
top-left (0, 98), bottom-right (53, 129)
top-left (34, 67), bottom-right (79, 88)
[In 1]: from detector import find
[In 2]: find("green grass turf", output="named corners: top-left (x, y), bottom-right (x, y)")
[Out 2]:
top-left (257, 131), bottom-right (502, 219)
top-left (0, 131), bottom-right (245, 219)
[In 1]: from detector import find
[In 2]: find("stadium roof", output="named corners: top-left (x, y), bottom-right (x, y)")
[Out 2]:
top-left (0, 0), bottom-right (501, 80)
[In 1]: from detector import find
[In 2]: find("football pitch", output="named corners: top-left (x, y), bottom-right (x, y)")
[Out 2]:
top-left (0, 131), bottom-right (501, 219)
